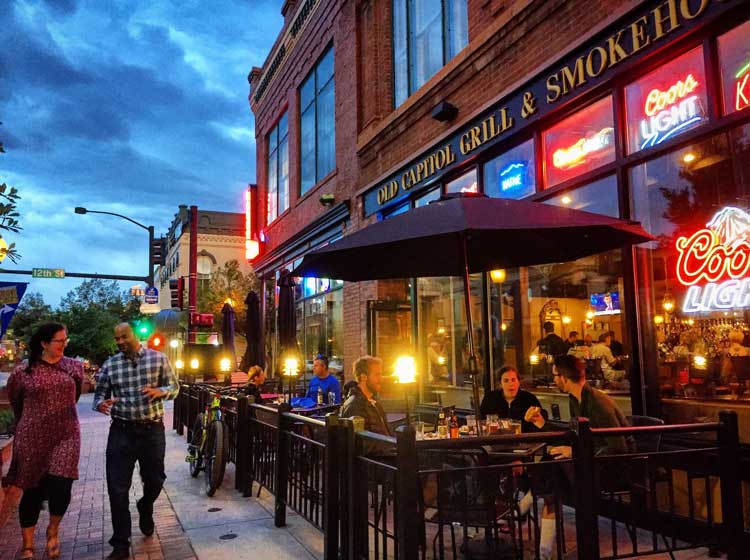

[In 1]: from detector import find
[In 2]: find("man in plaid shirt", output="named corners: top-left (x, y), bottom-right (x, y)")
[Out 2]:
top-left (94, 322), bottom-right (179, 560)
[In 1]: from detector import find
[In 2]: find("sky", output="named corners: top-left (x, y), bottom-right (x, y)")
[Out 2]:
top-left (0, 0), bottom-right (282, 306)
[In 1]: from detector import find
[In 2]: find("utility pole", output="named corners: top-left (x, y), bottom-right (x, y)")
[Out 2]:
top-left (188, 205), bottom-right (198, 343)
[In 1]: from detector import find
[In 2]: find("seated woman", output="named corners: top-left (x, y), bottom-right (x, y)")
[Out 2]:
top-left (242, 365), bottom-right (267, 403)
top-left (479, 365), bottom-right (546, 432)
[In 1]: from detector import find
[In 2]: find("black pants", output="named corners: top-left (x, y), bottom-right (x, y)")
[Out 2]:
top-left (106, 421), bottom-right (166, 550)
top-left (19, 474), bottom-right (74, 528)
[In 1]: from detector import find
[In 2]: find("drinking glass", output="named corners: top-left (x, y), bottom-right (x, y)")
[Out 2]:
top-left (413, 421), bottom-right (426, 440)
top-left (507, 419), bottom-right (522, 435)
top-left (465, 415), bottom-right (477, 435)
top-left (487, 414), bottom-right (500, 435)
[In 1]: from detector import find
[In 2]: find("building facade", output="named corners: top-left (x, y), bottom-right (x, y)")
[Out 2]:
top-left (250, 0), bottom-right (750, 438)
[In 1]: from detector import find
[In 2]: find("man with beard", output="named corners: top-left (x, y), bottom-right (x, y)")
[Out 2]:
top-left (93, 323), bottom-right (179, 560)
top-left (340, 356), bottom-right (392, 455)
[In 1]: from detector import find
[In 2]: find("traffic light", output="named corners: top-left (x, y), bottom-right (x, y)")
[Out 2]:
top-left (169, 277), bottom-right (184, 309)
top-left (148, 332), bottom-right (164, 350)
top-left (150, 237), bottom-right (166, 268)
top-left (134, 319), bottom-right (152, 340)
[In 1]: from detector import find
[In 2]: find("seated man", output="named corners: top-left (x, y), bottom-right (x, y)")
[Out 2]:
top-left (590, 333), bottom-right (624, 382)
top-left (242, 365), bottom-right (267, 404)
top-left (340, 356), bottom-right (392, 455)
top-left (304, 355), bottom-right (342, 404)
top-left (479, 365), bottom-right (546, 432)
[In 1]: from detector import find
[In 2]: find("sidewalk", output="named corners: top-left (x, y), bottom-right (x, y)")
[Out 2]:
top-left (0, 395), bottom-right (322, 560)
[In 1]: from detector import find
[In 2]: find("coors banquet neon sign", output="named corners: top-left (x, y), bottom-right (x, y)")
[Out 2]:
top-left (676, 207), bottom-right (750, 313)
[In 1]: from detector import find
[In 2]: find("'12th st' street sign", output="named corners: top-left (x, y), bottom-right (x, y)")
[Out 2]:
top-left (32, 268), bottom-right (65, 279)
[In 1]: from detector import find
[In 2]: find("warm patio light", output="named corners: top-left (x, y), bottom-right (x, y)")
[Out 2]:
top-left (170, 339), bottom-right (179, 349)
top-left (175, 359), bottom-right (184, 370)
top-left (220, 357), bottom-right (232, 372)
top-left (529, 354), bottom-right (540, 365)
top-left (693, 355), bottom-right (707, 369)
top-left (490, 269), bottom-right (506, 283)
top-left (190, 358), bottom-right (200, 370)
top-left (283, 357), bottom-right (299, 377)
top-left (393, 356), bottom-right (417, 384)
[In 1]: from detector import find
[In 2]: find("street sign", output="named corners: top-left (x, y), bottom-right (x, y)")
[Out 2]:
top-left (32, 268), bottom-right (65, 279)
top-left (144, 286), bottom-right (159, 304)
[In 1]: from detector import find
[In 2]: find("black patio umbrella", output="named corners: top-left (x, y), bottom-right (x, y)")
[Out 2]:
top-left (240, 290), bottom-right (263, 371)
top-left (277, 272), bottom-right (299, 367)
top-left (292, 194), bottom-right (655, 433)
top-left (221, 301), bottom-right (236, 364)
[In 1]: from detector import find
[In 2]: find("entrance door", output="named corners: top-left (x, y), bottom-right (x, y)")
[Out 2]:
top-left (366, 300), bottom-right (412, 375)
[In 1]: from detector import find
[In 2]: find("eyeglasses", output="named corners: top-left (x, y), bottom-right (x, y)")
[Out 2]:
top-left (50, 338), bottom-right (68, 345)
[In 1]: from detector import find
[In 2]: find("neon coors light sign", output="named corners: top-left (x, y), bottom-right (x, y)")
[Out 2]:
top-left (677, 207), bottom-right (750, 313)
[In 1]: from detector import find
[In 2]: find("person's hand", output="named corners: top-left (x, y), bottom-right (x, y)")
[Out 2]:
top-left (141, 386), bottom-right (166, 402)
top-left (524, 406), bottom-right (545, 428)
top-left (97, 398), bottom-right (117, 415)
top-left (548, 445), bottom-right (572, 460)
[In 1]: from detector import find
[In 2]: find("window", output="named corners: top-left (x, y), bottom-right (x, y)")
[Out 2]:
top-left (543, 96), bottom-right (615, 188)
top-left (445, 169), bottom-right (477, 194)
top-left (267, 113), bottom-right (289, 223)
top-left (542, 175), bottom-right (619, 218)
top-left (415, 187), bottom-right (440, 207)
top-left (625, 47), bottom-right (707, 154)
top-left (300, 47), bottom-right (335, 195)
top-left (393, 0), bottom-right (468, 107)
top-left (484, 139), bottom-right (536, 199)
top-left (718, 21), bottom-right (750, 115)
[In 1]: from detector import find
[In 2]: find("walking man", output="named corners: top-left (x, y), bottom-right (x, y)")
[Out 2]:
top-left (93, 323), bottom-right (180, 560)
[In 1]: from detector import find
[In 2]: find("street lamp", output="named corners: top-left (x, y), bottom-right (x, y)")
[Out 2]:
top-left (74, 207), bottom-right (155, 286)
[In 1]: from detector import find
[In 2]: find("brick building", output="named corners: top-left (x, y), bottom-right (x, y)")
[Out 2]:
top-left (249, 0), bottom-right (750, 429)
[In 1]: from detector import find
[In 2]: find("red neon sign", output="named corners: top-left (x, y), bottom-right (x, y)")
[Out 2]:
top-left (644, 74), bottom-right (699, 116)
top-left (245, 187), bottom-right (259, 261)
top-left (552, 127), bottom-right (613, 169)
top-left (736, 61), bottom-right (750, 112)
top-left (676, 207), bottom-right (750, 286)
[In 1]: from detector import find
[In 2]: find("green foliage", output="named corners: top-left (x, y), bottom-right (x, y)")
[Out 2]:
top-left (8, 292), bottom-right (52, 343)
top-left (197, 259), bottom-right (258, 331)
top-left (0, 409), bottom-right (15, 434)
top-left (0, 121), bottom-right (22, 263)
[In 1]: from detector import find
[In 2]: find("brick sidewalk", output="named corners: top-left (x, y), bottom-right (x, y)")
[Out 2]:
top-left (0, 408), bottom-right (196, 560)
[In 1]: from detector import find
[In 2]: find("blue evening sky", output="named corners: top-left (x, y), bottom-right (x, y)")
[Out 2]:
top-left (0, 0), bottom-right (282, 305)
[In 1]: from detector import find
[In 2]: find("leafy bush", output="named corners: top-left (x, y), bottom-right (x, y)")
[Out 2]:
top-left (0, 408), bottom-right (16, 435)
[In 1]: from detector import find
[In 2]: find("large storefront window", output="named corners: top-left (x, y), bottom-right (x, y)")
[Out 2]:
top-left (542, 175), bottom-right (619, 217)
top-left (631, 124), bottom-right (750, 408)
top-left (543, 96), bottom-right (615, 188)
top-left (445, 169), bottom-right (477, 194)
top-left (718, 20), bottom-right (750, 116)
top-left (483, 139), bottom-right (536, 199)
top-left (625, 47), bottom-right (707, 154)
top-left (295, 275), bottom-right (344, 374)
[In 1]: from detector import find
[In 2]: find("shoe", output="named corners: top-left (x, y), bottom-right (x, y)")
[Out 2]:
top-left (45, 528), bottom-right (60, 558)
top-left (19, 547), bottom-right (34, 559)
top-left (137, 499), bottom-right (154, 537)
top-left (106, 548), bottom-right (130, 560)
top-left (518, 490), bottom-right (534, 517)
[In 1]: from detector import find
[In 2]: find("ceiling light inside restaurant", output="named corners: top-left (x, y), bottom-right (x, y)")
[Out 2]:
top-left (562, 314), bottom-right (572, 324)
top-left (561, 195), bottom-right (572, 205)
top-left (654, 314), bottom-right (665, 325)
top-left (683, 153), bottom-right (696, 163)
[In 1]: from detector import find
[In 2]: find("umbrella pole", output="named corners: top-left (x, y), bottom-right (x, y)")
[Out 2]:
top-left (461, 236), bottom-right (483, 436)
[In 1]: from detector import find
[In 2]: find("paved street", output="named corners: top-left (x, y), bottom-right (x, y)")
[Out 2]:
top-left (0, 395), bottom-right (322, 560)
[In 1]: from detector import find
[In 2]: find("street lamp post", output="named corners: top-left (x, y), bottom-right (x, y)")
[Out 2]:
top-left (74, 207), bottom-right (155, 287)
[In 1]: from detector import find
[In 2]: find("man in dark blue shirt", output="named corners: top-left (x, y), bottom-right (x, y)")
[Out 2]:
top-left (304, 355), bottom-right (341, 404)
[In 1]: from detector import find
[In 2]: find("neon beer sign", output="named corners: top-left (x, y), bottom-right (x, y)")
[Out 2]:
top-left (676, 207), bottom-right (750, 312)
top-left (552, 127), bottom-right (613, 169)
top-left (640, 73), bottom-right (702, 149)
top-left (499, 162), bottom-right (528, 192)
top-left (736, 60), bottom-right (750, 112)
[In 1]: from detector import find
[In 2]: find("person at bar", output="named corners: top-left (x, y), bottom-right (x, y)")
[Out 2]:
top-left (479, 365), bottom-right (547, 432)
top-left (304, 354), bottom-right (342, 404)
top-left (537, 321), bottom-right (568, 358)
top-left (564, 331), bottom-right (579, 352)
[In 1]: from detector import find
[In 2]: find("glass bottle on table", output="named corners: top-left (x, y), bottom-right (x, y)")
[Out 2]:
top-left (437, 408), bottom-right (448, 439)
top-left (449, 407), bottom-right (459, 439)
top-left (317, 386), bottom-right (324, 405)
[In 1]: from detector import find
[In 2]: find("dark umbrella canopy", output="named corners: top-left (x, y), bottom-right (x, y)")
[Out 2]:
top-left (277, 273), bottom-right (298, 360)
top-left (241, 290), bottom-right (263, 370)
top-left (292, 196), bottom-right (654, 281)
top-left (221, 302), bottom-right (236, 361)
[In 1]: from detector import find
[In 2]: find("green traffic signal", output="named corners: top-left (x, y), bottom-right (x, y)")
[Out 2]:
top-left (134, 320), bottom-right (152, 339)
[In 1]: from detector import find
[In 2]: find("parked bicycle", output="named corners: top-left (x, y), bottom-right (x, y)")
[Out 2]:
top-left (186, 385), bottom-right (234, 496)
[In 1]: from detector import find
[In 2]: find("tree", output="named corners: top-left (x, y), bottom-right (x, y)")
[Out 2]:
top-left (0, 121), bottom-right (22, 263)
top-left (8, 292), bottom-right (53, 343)
top-left (197, 259), bottom-right (258, 329)
top-left (56, 279), bottom-right (143, 365)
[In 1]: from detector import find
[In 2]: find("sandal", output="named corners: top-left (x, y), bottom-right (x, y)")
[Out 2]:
top-left (19, 547), bottom-right (34, 559)
top-left (45, 529), bottom-right (60, 559)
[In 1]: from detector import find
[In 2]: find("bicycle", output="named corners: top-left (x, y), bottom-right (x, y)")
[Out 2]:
top-left (186, 385), bottom-right (233, 496)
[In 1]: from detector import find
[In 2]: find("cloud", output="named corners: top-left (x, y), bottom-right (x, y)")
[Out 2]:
top-left (0, 0), bottom-right (282, 306)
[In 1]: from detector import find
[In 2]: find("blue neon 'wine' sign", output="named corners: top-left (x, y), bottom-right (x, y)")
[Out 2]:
top-left (499, 162), bottom-right (528, 194)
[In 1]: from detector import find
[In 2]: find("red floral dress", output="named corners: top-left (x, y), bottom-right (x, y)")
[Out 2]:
top-left (4, 357), bottom-right (83, 490)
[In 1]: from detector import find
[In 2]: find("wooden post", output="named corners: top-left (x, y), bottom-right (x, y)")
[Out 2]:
top-left (323, 414), bottom-right (340, 560)
top-left (395, 425), bottom-right (419, 560)
top-left (718, 410), bottom-right (743, 560)
top-left (572, 417), bottom-right (599, 560)
top-left (274, 402), bottom-right (291, 527)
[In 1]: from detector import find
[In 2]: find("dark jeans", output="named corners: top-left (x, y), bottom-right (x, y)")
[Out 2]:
top-left (106, 421), bottom-right (166, 550)
top-left (19, 474), bottom-right (74, 528)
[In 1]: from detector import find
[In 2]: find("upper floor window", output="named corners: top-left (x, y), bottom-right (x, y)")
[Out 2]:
top-left (267, 113), bottom-right (289, 223)
top-left (393, 0), bottom-right (468, 107)
top-left (300, 47), bottom-right (335, 196)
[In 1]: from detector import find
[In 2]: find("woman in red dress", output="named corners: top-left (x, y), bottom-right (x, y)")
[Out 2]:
top-left (4, 322), bottom-right (82, 559)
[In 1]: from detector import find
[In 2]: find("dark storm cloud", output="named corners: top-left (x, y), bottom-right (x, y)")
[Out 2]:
top-left (0, 0), bottom-right (281, 305)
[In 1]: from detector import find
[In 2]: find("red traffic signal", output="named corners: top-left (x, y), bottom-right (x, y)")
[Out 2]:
top-left (148, 332), bottom-right (164, 350)
top-left (189, 313), bottom-right (214, 328)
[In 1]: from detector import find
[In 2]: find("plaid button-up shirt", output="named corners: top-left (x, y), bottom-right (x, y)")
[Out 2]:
top-left (93, 347), bottom-right (179, 422)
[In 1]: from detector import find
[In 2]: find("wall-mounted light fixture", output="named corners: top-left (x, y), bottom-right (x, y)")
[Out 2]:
top-left (431, 100), bottom-right (458, 122)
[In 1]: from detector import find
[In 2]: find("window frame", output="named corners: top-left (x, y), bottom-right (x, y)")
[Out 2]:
top-left (266, 112), bottom-right (289, 224)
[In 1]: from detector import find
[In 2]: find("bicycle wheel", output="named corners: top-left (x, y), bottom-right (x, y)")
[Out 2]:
top-left (188, 413), bottom-right (204, 478)
top-left (204, 420), bottom-right (227, 496)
